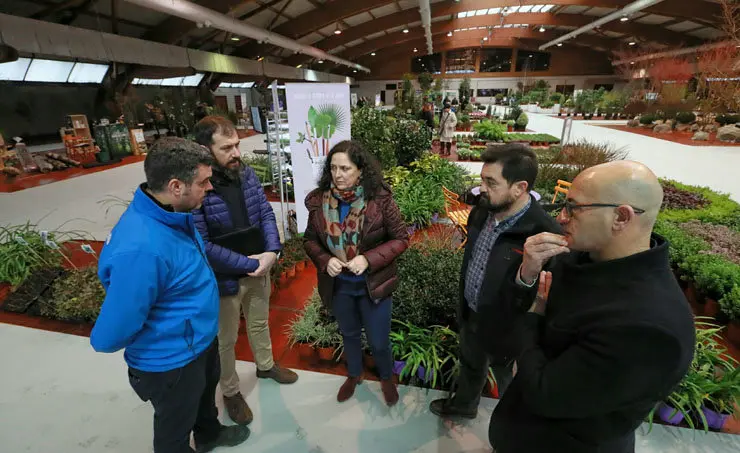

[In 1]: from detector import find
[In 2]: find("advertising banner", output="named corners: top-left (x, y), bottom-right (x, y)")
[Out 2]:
top-left (285, 83), bottom-right (351, 232)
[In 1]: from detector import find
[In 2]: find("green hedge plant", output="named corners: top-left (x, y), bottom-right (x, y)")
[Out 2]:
top-left (472, 121), bottom-right (506, 141)
top-left (653, 219), bottom-right (710, 267)
top-left (395, 118), bottom-right (433, 167)
top-left (351, 107), bottom-right (397, 170)
top-left (658, 180), bottom-right (740, 230)
top-left (679, 254), bottom-right (740, 301)
top-left (393, 233), bottom-right (464, 329)
top-left (719, 285), bottom-right (740, 321)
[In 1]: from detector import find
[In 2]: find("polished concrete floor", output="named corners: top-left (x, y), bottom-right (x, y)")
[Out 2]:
top-left (1, 323), bottom-right (739, 453)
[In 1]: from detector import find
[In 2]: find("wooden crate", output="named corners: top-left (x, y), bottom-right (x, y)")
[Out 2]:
top-left (0, 133), bottom-right (6, 170)
top-left (64, 138), bottom-right (97, 164)
top-left (66, 114), bottom-right (91, 140)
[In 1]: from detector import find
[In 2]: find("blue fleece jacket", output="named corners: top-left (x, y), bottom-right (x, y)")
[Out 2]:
top-left (90, 187), bottom-right (220, 372)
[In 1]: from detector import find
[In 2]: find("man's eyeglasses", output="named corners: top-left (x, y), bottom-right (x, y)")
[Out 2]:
top-left (551, 200), bottom-right (646, 217)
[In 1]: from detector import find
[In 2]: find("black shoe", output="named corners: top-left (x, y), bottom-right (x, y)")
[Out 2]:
top-left (429, 398), bottom-right (477, 419)
top-left (195, 425), bottom-right (250, 453)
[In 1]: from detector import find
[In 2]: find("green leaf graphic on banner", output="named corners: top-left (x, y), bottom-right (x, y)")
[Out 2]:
top-left (307, 106), bottom-right (318, 129)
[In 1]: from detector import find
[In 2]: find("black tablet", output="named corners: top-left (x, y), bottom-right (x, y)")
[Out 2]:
top-left (211, 226), bottom-right (265, 257)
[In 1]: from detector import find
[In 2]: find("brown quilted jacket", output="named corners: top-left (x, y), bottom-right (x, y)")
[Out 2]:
top-left (303, 187), bottom-right (409, 309)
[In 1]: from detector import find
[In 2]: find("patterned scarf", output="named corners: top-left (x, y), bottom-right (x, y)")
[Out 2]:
top-left (323, 184), bottom-right (366, 263)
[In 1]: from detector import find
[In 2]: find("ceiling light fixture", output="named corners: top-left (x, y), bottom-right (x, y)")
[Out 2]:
top-left (371, 52), bottom-right (376, 56)
top-left (557, 43), bottom-right (563, 47)
top-left (629, 41), bottom-right (636, 46)
top-left (318, 60), bottom-right (323, 63)
top-left (334, 23), bottom-right (342, 35)
top-left (231, 36), bottom-right (240, 41)
top-left (447, 31), bottom-right (453, 37)
top-left (296, 64), bottom-right (302, 68)
top-left (539, 26), bottom-right (545, 32)
top-left (413, 48), bottom-right (418, 52)
top-left (620, 16), bottom-right (629, 22)
top-left (631, 61), bottom-right (635, 65)
top-left (483, 37), bottom-right (488, 41)
top-left (403, 28), bottom-right (409, 33)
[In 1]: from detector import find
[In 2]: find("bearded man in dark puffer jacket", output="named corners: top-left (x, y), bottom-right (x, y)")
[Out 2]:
top-left (192, 116), bottom-right (298, 427)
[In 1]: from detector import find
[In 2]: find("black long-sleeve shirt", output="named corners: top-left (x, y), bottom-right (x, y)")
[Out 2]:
top-left (489, 235), bottom-right (695, 453)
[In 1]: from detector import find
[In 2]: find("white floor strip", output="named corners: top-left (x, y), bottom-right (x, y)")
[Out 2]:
top-left (0, 323), bottom-right (738, 453)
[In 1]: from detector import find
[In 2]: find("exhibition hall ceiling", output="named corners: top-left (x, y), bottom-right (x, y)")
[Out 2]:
top-left (0, 1), bottom-right (729, 75)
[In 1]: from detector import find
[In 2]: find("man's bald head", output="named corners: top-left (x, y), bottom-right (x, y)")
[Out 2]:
top-left (574, 160), bottom-right (663, 230)
top-left (559, 160), bottom-right (663, 260)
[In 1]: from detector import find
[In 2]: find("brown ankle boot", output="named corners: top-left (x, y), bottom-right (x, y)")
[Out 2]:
top-left (256, 364), bottom-right (298, 384)
top-left (337, 376), bottom-right (362, 403)
top-left (223, 392), bottom-right (253, 425)
top-left (381, 379), bottom-right (399, 407)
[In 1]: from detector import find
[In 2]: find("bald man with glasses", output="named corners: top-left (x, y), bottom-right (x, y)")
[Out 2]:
top-left (488, 160), bottom-right (696, 453)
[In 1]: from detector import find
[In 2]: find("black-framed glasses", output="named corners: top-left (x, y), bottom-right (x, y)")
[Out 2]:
top-left (553, 200), bottom-right (646, 217)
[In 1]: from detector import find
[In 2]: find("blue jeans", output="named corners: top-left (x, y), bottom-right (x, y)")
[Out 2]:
top-left (332, 277), bottom-right (393, 380)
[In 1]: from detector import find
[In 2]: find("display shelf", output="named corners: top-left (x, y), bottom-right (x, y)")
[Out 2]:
top-left (265, 109), bottom-right (291, 189)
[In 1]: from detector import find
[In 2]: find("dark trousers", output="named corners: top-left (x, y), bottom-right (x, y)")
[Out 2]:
top-left (451, 311), bottom-right (513, 410)
top-left (128, 340), bottom-right (222, 453)
top-left (441, 141), bottom-right (452, 155)
top-left (332, 277), bottom-right (393, 380)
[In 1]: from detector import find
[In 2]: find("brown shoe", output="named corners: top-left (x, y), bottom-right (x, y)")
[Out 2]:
top-left (223, 393), bottom-right (253, 425)
top-left (256, 364), bottom-right (298, 384)
top-left (337, 376), bottom-right (362, 402)
top-left (381, 379), bottom-right (399, 407)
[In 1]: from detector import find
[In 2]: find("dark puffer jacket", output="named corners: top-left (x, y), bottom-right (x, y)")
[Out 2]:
top-left (193, 165), bottom-right (281, 296)
top-left (303, 187), bottom-right (409, 310)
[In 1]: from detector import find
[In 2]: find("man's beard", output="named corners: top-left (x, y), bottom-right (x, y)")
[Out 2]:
top-left (479, 193), bottom-right (515, 214)
top-left (221, 158), bottom-right (242, 179)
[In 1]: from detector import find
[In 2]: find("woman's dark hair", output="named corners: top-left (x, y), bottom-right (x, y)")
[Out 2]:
top-left (317, 140), bottom-right (387, 199)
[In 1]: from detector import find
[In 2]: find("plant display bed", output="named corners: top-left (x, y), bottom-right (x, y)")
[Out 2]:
top-left (596, 124), bottom-right (740, 147)
top-left (549, 115), bottom-right (627, 121)
top-left (0, 155), bottom-right (146, 193)
top-left (503, 133), bottom-right (560, 145)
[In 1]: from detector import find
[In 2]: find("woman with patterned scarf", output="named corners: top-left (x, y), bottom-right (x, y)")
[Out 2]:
top-left (304, 140), bottom-right (409, 406)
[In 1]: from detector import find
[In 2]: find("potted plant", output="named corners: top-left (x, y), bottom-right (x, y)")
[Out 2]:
top-left (38, 266), bottom-right (105, 324)
top-left (648, 318), bottom-right (739, 431)
top-left (564, 97), bottom-right (574, 116)
top-left (515, 113), bottom-right (529, 132)
top-left (390, 320), bottom-right (459, 389)
top-left (506, 120), bottom-right (515, 132)
top-left (719, 285), bottom-right (740, 347)
top-left (702, 363), bottom-right (740, 429)
top-left (287, 290), bottom-right (344, 363)
top-left (460, 114), bottom-right (471, 131)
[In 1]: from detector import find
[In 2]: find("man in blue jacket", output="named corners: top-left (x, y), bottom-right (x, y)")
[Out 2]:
top-left (91, 138), bottom-right (250, 453)
top-left (193, 116), bottom-right (298, 426)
